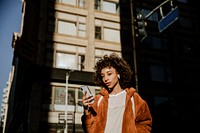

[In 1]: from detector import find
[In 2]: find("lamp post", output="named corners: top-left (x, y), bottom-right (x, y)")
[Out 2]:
top-left (65, 70), bottom-right (73, 133)
top-left (130, 0), bottom-right (139, 92)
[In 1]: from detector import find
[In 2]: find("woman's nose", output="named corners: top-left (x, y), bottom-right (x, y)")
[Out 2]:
top-left (104, 75), bottom-right (108, 81)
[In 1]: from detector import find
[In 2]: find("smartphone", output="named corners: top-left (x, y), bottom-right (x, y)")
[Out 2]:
top-left (80, 85), bottom-right (93, 97)
top-left (80, 85), bottom-right (94, 103)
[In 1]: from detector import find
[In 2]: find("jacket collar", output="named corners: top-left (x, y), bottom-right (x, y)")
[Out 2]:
top-left (99, 87), bottom-right (137, 97)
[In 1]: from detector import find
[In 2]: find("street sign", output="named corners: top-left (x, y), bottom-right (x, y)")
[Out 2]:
top-left (158, 6), bottom-right (179, 32)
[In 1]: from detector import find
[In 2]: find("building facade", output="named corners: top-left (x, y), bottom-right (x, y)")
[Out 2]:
top-left (134, 0), bottom-right (200, 132)
top-left (3, 0), bottom-right (134, 133)
top-left (1, 0), bottom-right (200, 133)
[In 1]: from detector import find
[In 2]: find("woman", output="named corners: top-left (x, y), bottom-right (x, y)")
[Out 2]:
top-left (81, 53), bottom-right (152, 133)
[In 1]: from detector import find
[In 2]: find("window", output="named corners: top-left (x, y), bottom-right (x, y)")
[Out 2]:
top-left (95, 0), bottom-right (119, 14)
top-left (55, 44), bottom-right (86, 70)
top-left (144, 36), bottom-right (168, 50)
top-left (42, 85), bottom-right (101, 112)
top-left (95, 20), bottom-right (120, 43)
top-left (52, 86), bottom-right (80, 112)
top-left (56, 52), bottom-right (85, 70)
top-left (57, 20), bottom-right (86, 37)
top-left (150, 64), bottom-right (172, 83)
top-left (95, 26), bottom-right (102, 39)
top-left (58, 0), bottom-right (85, 7)
top-left (95, 0), bottom-right (101, 10)
top-left (78, 90), bottom-right (84, 112)
top-left (58, 21), bottom-right (76, 36)
top-left (150, 65), bottom-right (165, 82)
top-left (102, 1), bottom-right (119, 14)
top-left (104, 28), bottom-right (120, 43)
top-left (62, 0), bottom-right (76, 5)
top-left (54, 87), bottom-right (65, 105)
top-left (78, 0), bottom-right (85, 7)
top-left (78, 23), bottom-right (86, 37)
top-left (56, 53), bottom-right (77, 69)
top-left (78, 55), bottom-right (85, 70)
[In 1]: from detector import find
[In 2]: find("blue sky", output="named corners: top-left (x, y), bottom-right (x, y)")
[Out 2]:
top-left (0, 0), bottom-right (22, 108)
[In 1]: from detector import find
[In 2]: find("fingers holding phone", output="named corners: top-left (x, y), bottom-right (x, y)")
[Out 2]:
top-left (81, 86), bottom-right (94, 110)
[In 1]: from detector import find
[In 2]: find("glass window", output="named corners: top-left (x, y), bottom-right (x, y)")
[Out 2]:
top-left (53, 87), bottom-right (66, 111)
top-left (56, 53), bottom-right (77, 69)
top-left (95, 19), bottom-right (120, 43)
top-left (58, 21), bottom-right (77, 36)
top-left (144, 36), bottom-right (168, 50)
top-left (102, 1), bottom-right (119, 14)
top-left (104, 28), bottom-right (120, 43)
top-left (95, 0), bottom-right (101, 10)
top-left (68, 89), bottom-right (75, 105)
top-left (58, 0), bottom-right (85, 7)
top-left (77, 89), bottom-right (84, 112)
top-left (78, 23), bottom-right (86, 37)
top-left (150, 65), bottom-right (165, 82)
top-left (150, 64), bottom-right (172, 83)
top-left (53, 87), bottom-right (76, 111)
top-left (78, 55), bottom-right (85, 70)
top-left (62, 0), bottom-right (76, 5)
top-left (47, 86), bottom-right (101, 112)
top-left (58, 20), bottom-right (86, 37)
top-left (78, 0), bottom-right (85, 7)
top-left (54, 87), bottom-right (65, 105)
top-left (41, 80), bottom-right (101, 114)
top-left (56, 52), bottom-right (85, 71)
top-left (95, 26), bottom-right (102, 39)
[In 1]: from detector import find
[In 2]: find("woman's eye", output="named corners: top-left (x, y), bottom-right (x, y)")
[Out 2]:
top-left (107, 73), bottom-right (112, 76)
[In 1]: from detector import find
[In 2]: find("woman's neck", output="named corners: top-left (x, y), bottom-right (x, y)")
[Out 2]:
top-left (109, 84), bottom-right (123, 95)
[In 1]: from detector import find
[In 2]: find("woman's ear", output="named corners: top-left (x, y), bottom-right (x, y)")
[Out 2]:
top-left (117, 74), bottom-right (120, 79)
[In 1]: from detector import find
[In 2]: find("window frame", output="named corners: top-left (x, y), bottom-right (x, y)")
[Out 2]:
top-left (57, 18), bottom-right (86, 37)
top-left (95, 0), bottom-right (120, 14)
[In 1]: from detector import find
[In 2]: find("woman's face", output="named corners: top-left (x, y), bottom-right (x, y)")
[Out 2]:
top-left (101, 66), bottom-right (119, 89)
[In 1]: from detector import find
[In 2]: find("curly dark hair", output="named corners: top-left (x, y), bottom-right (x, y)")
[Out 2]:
top-left (94, 53), bottom-right (133, 89)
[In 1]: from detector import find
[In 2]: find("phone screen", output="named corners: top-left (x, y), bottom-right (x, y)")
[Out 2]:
top-left (80, 86), bottom-right (94, 103)
top-left (80, 85), bottom-right (93, 97)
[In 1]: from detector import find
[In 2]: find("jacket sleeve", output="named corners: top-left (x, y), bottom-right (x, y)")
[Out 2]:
top-left (81, 95), bottom-right (100, 133)
top-left (81, 113), bottom-right (93, 133)
top-left (134, 93), bottom-right (152, 132)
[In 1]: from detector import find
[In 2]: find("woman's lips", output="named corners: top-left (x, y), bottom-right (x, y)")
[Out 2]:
top-left (105, 82), bottom-right (111, 86)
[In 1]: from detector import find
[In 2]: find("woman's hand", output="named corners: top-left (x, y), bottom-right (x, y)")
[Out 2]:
top-left (82, 91), bottom-right (94, 114)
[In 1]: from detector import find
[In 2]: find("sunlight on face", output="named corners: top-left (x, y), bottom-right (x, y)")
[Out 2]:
top-left (101, 67), bottom-right (118, 89)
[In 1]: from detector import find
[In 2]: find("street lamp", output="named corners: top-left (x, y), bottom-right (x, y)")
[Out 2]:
top-left (65, 70), bottom-right (73, 133)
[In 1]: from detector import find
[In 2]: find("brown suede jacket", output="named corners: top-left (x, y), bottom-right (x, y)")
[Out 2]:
top-left (81, 87), bottom-right (152, 133)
